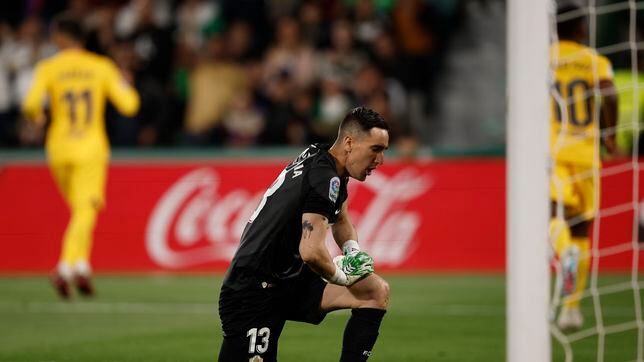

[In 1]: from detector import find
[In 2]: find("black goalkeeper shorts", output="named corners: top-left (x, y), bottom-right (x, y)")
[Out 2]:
top-left (218, 267), bottom-right (328, 362)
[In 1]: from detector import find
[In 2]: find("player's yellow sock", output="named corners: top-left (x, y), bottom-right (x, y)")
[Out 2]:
top-left (56, 261), bottom-right (73, 280)
top-left (550, 218), bottom-right (580, 303)
top-left (564, 237), bottom-right (590, 309)
top-left (549, 218), bottom-right (572, 256)
top-left (60, 205), bottom-right (98, 271)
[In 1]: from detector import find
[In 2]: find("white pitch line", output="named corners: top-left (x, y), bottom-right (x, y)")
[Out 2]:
top-left (0, 301), bottom-right (217, 315)
top-left (0, 301), bottom-right (640, 318)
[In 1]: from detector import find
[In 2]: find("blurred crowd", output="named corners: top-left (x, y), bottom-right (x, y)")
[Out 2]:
top-left (0, 0), bottom-right (460, 153)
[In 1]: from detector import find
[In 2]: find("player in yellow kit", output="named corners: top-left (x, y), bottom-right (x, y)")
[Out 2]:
top-left (549, 4), bottom-right (617, 329)
top-left (22, 15), bottom-right (140, 298)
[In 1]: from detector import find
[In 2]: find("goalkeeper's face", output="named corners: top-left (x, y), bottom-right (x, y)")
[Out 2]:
top-left (347, 127), bottom-right (389, 181)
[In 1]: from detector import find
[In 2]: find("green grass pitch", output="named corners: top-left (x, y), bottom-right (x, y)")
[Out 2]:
top-left (0, 274), bottom-right (640, 361)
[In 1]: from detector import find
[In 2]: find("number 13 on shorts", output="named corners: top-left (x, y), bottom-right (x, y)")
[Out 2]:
top-left (247, 327), bottom-right (271, 354)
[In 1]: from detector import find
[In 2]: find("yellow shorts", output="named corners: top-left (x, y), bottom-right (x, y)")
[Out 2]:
top-left (49, 159), bottom-right (108, 209)
top-left (550, 162), bottom-right (596, 220)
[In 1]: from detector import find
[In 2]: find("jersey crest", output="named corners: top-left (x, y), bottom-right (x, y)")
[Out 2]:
top-left (329, 177), bottom-right (340, 203)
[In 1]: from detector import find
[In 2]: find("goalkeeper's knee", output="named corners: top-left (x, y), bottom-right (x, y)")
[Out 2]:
top-left (361, 276), bottom-right (390, 310)
top-left (375, 279), bottom-right (390, 309)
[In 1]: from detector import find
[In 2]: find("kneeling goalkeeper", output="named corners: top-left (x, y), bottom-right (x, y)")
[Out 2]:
top-left (218, 107), bottom-right (390, 361)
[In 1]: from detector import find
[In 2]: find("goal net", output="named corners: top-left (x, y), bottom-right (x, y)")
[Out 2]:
top-left (548, 1), bottom-right (644, 361)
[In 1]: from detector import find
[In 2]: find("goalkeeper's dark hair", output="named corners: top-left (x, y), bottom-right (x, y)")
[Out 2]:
top-left (52, 14), bottom-right (86, 43)
top-left (556, 3), bottom-right (586, 40)
top-left (338, 107), bottom-right (388, 138)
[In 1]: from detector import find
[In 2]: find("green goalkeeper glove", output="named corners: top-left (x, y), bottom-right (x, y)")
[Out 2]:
top-left (337, 251), bottom-right (374, 275)
top-left (328, 251), bottom-right (374, 286)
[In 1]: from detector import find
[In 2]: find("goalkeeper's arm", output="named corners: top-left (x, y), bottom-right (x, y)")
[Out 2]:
top-left (331, 201), bottom-right (362, 255)
top-left (300, 213), bottom-right (345, 283)
top-left (300, 212), bottom-right (370, 286)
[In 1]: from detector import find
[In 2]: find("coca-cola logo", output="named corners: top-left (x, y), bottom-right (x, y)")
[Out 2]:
top-left (146, 167), bottom-right (431, 269)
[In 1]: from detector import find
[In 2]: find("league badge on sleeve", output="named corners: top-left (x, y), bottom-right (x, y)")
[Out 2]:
top-left (329, 177), bottom-right (340, 203)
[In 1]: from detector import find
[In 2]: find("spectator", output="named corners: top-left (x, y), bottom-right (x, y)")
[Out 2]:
top-left (354, 64), bottom-right (407, 126)
top-left (105, 37), bottom-right (140, 146)
top-left (297, 0), bottom-right (328, 48)
top-left (221, 87), bottom-right (265, 147)
top-left (175, 0), bottom-right (219, 53)
top-left (183, 34), bottom-right (246, 145)
top-left (221, 0), bottom-right (271, 58)
top-left (0, 22), bottom-right (16, 145)
top-left (226, 20), bottom-right (254, 63)
top-left (353, 63), bottom-right (383, 103)
top-left (263, 16), bottom-right (316, 91)
top-left (317, 19), bottom-right (366, 91)
top-left (10, 16), bottom-right (56, 107)
top-left (85, 4), bottom-right (118, 56)
top-left (116, 0), bottom-right (173, 84)
top-left (391, 0), bottom-right (438, 90)
top-left (313, 73), bottom-right (351, 142)
top-left (351, 0), bottom-right (388, 49)
top-left (288, 88), bottom-right (315, 145)
top-left (261, 69), bottom-right (295, 145)
top-left (115, 0), bottom-right (171, 39)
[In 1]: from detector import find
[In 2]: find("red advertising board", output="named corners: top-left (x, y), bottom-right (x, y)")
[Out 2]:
top-left (0, 158), bottom-right (639, 273)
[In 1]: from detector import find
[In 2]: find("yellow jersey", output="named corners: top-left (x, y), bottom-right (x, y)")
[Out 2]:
top-left (549, 40), bottom-right (614, 166)
top-left (22, 49), bottom-right (139, 162)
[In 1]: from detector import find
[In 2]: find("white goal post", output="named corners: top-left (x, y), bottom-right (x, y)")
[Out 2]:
top-left (506, 0), bottom-right (551, 361)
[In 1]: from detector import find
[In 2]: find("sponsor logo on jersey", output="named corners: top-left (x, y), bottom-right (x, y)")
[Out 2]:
top-left (329, 177), bottom-right (340, 203)
top-left (249, 356), bottom-right (263, 362)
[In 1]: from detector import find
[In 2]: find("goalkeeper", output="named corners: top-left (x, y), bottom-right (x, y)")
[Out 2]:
top-left (218, 107), bottom-right (390, 361)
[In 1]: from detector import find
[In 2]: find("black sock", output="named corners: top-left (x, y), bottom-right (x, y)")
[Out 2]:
top-left (340, 308), bottom-right (386, 362)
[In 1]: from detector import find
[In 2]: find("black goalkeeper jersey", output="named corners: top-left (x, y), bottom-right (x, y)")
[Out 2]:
top-left (222, 144), bottom-right (349, 290)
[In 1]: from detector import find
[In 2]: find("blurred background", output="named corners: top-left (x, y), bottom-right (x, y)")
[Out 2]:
top-left (0, 0), bottom-right (505, 155)
top-left (0, 0), bottom-right (641, 155)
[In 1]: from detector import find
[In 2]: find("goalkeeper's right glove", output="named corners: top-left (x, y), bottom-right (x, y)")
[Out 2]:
top-left (328, 251), bottom-right (375, 286)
